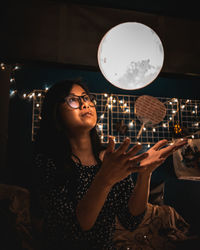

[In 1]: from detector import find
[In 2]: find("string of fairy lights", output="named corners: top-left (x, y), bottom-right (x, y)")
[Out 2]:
top-left (1, 62), bottom-right (21, 87)
top-left (29, 90), bottom-right (199, 145)
top-left (2, 62), bottom-right (200, 145)
top-left (94, 93), bottom-right (199, 145)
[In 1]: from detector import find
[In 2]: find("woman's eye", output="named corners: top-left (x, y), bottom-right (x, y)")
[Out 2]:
top-left (69, 97), bottom-right (78, 103)
top-left (84, 96), bottom-right (90, 101)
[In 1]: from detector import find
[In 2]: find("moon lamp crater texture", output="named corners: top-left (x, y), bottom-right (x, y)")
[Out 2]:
top-left (98, 22), bottom-right (164, 90)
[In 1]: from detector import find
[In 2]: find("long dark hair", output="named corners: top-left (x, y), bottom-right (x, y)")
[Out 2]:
top-left (34, 79), bottom-right (105, 186)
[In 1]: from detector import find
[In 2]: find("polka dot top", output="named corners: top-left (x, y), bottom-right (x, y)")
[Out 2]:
top-left (34, 153), bottom-right (146, 250)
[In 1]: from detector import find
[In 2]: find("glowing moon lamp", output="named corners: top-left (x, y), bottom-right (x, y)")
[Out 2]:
top-left (97, 22), bottom-right (164, 90)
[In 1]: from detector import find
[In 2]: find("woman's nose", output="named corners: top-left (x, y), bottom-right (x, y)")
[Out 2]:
top-left (80, 101), bottom-right (90, 109)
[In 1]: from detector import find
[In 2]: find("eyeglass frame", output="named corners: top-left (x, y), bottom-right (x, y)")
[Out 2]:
top-left (64, 93), bottom-right (97, 109)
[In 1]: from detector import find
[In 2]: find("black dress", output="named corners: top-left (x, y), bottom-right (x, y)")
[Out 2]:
top-left (33, 153), bottom-right (146, 250)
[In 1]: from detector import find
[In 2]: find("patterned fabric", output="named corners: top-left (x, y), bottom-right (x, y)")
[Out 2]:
top-left (33, 153), bottom-right (146, 249)
top-left (114, 203), bottom-right (193, 250)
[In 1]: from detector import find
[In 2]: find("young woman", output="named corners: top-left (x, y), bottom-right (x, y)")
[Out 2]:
top-left (32, 79), bottom-right (187, 249)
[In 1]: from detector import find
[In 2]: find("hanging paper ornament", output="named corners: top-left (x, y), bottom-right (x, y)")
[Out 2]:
top-left (115, 120), bottom-right (128, 135)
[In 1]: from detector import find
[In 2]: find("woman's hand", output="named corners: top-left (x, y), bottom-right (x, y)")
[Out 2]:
top-left (97, 136), bottom-right (148, 187)
top-left (139, 139), bottom-right (188, 175)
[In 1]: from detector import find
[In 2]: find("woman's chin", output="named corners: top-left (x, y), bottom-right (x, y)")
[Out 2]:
top-left (80, 117), bottom-right (97, 127)
top-left (77, 121), bottom-right (96, 131)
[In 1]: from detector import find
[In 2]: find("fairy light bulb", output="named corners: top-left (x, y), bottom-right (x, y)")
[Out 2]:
top-left (98, 124), bottom-right (103, 130)
top-left (1, 63), bottom-right (5, 70)
top-left (10, 90), bottom-right (16, 96)
top-left (14, 65), bottom-right (20, 70)
top-left (129, 121), bottom-right (133, 127)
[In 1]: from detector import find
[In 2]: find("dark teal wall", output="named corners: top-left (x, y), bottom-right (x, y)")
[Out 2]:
top-left (14, 63), bottom-right (200, 99)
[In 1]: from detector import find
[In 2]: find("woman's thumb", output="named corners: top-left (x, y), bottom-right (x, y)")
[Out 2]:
top-left (106, 136), bottom-right (115, 153)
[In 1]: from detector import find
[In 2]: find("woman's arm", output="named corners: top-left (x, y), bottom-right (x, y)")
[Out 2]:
top-left (33, 153), bottom-right (107, 238)
top-left (115, 175), bottom-right (147, 231)
top-left (76, 173), bottom-right (112, 231)
top-left (128, 172), bottom-right (151, 216)
top-left (76, 149), bottom-right (112, 231)
top-left (76, 137), bottom-right (147, 231)
top-left (128, 139), bottom-right (187, 216)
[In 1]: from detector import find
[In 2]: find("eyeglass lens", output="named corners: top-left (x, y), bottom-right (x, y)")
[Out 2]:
top-left (66, 94), bottom-right (96, 109)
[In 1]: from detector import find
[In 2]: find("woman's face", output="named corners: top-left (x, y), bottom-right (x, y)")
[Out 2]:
top-left (58, 84), bottom-right (97, 134)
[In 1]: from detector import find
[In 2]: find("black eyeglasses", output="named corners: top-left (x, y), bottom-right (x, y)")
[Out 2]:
top-left (64, 94), bottom-right (97, 109)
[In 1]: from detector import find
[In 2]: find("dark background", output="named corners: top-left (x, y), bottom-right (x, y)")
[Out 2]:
top-left (2, 0), bottom-right (200, 236)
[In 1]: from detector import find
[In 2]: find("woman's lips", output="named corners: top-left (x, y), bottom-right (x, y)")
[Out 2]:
top-left (81, 111), bottom-right (93, 117)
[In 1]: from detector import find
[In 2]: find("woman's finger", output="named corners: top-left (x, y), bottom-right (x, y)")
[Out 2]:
top-left (115, 137), bottom-right (131, 155)
top-left (129, 152), bottom-right (148, 163)
top-left (105, 136), bottom-right (115, 154)
top-left (126, 144), bottom-right (142, 158)
top-left (173, 139), bottom-right (188, 148)
top-left (161, 139), bottom-right (187, 158)
top-left (151, 139), bottom-right (168, 151)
